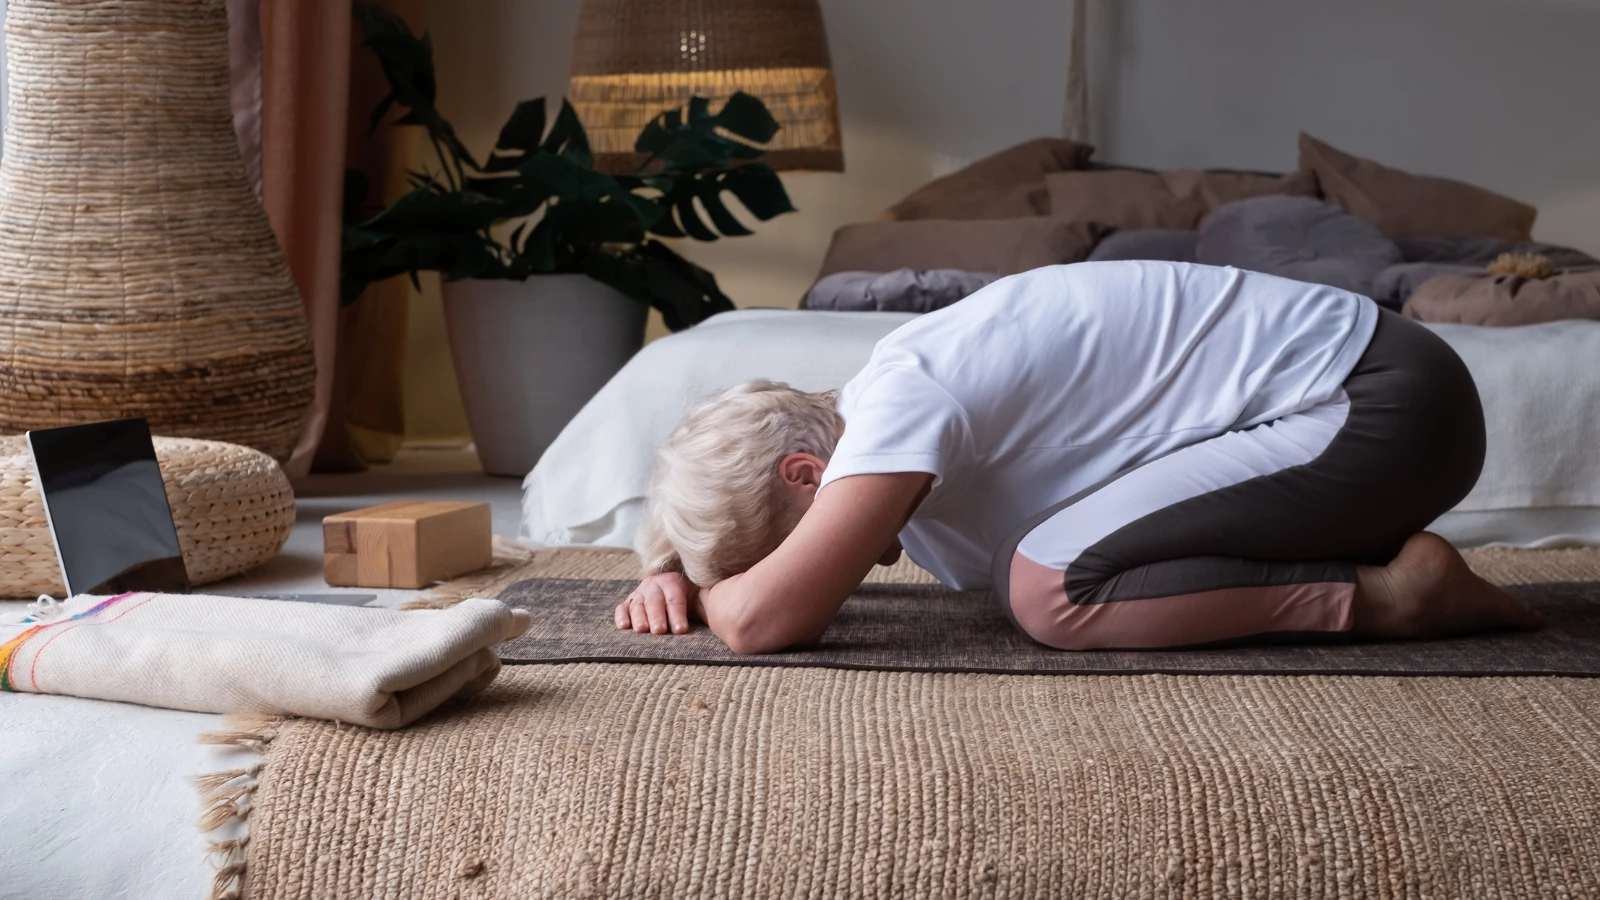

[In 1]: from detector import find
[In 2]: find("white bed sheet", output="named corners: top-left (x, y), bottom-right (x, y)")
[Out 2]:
top-left (0, 691), bottom-right (241, 900)
top-left (521, 309), bottom-right (916, 548)
top-left (523, 310), bottom-right (1600, 553)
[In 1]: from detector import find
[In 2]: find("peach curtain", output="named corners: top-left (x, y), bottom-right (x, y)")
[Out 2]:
top-left (341, 0), bottom-right (430, 466)
top-left (228, 0), bottom-right (420, 474)
top-left (253, 0), bottom-right (352, 476)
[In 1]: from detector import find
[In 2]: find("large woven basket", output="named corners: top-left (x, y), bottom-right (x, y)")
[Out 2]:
top-left (0, 436), bottom-right (295, 598)
top-left (0, 0), bottom-right (315, 461)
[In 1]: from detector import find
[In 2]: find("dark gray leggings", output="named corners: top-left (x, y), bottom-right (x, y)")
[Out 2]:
top-left (993, 311), bottom-right (1485, 650)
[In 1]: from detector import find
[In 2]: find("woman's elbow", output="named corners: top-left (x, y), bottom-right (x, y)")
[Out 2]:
top-left (722, 634), bottom-right (771, 655)
top-left (720, 620), bottom-right (786, 655)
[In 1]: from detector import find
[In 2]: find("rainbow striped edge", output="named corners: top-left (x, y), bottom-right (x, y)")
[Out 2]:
top-left (0, 593), bottom-right (138, 692)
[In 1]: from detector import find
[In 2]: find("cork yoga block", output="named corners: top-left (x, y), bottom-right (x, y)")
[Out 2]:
top-left (323, 501), bottom-right (493, 590)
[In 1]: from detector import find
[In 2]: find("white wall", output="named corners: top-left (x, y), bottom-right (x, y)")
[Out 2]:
top-left (1104, 0), bottom-right (1600, 255)
top-left (422, 0), bottom-right (1600, 313)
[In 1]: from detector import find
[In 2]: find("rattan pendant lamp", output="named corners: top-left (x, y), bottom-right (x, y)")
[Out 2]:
top-left (0, 0), bottom-right (315, 461)
top-left (569, 0), bottom-right (844, 173)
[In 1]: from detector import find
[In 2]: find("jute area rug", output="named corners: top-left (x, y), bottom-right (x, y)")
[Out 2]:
top-left (236, 548), bottom-right (1600, 900)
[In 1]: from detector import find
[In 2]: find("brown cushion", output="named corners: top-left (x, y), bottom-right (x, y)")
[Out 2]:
top-left (1298, 133), bottom-right (1536, 242)
top-left (816, 218), bottom-right (1108, 278)
top-left (882, 138), bottom-right (1096, 221)
top-left (1403, 267), bottom-right (1600, 326)
top-left (1046, 169), bottom-right (1318, 230)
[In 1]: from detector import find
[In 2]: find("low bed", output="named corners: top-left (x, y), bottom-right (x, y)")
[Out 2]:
top-left (522, 308), bottom-right (1600, 555)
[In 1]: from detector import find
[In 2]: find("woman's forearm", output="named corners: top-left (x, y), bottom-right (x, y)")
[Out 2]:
top-left (703, 472), bottom-right (934, 654)
top-left (702, 574), bottom-right (838, 654)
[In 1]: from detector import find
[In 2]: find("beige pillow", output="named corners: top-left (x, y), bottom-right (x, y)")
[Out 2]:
top-left (1299, 133), bottom-right (1535, 241)
top-left (817, 218), bottom-right (1108, 278)
top-left (1046, 169), bottom-right (1318, 230)
top-left (1176, 169), bottom-right (1319, 214)
top-left (1403, 267), bottom-right (1600, 326)
top-left (882, 138), bottom-right (1096, 221)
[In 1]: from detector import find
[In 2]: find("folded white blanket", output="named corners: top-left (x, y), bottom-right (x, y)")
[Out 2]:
top-left (0, 592), bottom-right (530, 728)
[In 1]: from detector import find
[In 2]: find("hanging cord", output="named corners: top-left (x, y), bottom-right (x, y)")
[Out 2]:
top-left (1062, 0), bottom-right (1091, 143)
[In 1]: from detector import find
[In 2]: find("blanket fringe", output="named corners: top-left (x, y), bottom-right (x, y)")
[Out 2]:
top-left (194, 714), bottom-right (284, 900)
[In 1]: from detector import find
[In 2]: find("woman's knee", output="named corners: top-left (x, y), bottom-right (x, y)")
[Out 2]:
top-left (1002, 552), bottom-right (1099, 650)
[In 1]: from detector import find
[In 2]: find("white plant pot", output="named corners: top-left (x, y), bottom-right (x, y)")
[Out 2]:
top-left (442, 275), bottom-right (647, 477)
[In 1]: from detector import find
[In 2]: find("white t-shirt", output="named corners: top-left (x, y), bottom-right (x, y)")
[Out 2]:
top-left (817, 261), bottom-right (1379, 589)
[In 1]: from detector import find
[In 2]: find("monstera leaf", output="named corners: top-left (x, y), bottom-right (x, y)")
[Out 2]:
top-left (480, 98), bottom-right (594, 174)
top-left (341, 186), bottom-right (511, 301)
top-left (645, 160), bottom-right (794, 241)
top-left (344, 4), bottom-right (798, 329)
top-left (633, 93), bottom-right (778, 165)
top-left (627, 93), bottom-right (795, 242)
top-left (352, 4), bottom-right (478, 177)
top-left (583, 241), bottom-right (737, 333)
top-left (341, 227), bottom-right (508, 303)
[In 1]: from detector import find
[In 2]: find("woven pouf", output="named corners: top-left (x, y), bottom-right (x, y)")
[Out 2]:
top-left (0, 436), bottom-right (295, 598)
top-left (0, 0), bottom-right (315, 461)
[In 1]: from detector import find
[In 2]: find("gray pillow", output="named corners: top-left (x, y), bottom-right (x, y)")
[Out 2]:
top-left (1372, 262), bottom-right (1480, 309)
top-left (1197, 196), bottom-right (1401, 297)
top-left (802, 269), bottom-right (999, 313)
top-left (1087, 229), bottom-right (1199, 263)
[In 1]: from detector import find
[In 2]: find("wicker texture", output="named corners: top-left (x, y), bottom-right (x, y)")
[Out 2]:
top-left (245, 667), bottom-right (1600, 899)
top-left (0, 435), bottom-right (294, 597)
top-left (0, 0), bottom-right (316, 461)
top-left (570, 0), bottom-right (843, 172)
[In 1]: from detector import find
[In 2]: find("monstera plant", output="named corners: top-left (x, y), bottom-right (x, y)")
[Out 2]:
top-left (343, 3), bottom-right (796, 331)
top-left (343, 4), bottom-right (801, 475)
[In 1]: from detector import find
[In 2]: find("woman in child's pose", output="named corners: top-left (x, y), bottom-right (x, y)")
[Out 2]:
top-left (616, 262), bottom-right (1539, 653)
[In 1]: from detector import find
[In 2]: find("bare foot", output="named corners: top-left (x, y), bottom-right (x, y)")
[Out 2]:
top-left (1352, 532), bottom-right (1543, 640)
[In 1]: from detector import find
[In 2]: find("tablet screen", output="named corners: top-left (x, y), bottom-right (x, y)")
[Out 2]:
top-left (27, 419), bottom-right (190, 596)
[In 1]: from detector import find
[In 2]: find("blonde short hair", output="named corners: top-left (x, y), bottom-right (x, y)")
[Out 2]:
top-left (638, 380), bottom-right (842, 586)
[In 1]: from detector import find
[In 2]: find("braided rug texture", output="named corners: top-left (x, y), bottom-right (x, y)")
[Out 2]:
top-left (247, 667), bottom-right (1600, 900)
top-left (239, 547), bottom-right (1600, 899)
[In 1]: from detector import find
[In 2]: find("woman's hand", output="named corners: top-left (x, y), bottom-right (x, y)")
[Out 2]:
top-left (614, 571), bottom-right (699, 635)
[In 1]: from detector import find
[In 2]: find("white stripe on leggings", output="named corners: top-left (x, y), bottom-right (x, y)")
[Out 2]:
top-left (1015, 391), bottom-right (1353, 571)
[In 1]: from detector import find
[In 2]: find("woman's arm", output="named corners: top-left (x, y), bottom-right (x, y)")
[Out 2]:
top-left (700, 471), bottom-right (933, 654)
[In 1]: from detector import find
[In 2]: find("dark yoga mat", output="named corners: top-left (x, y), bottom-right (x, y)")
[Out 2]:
top-left (493, 578), bottom-right (1600, 677)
